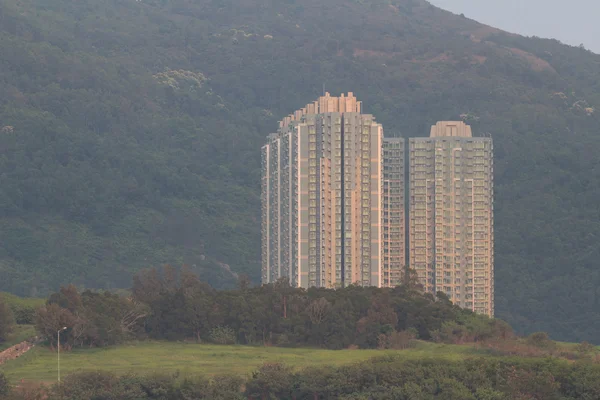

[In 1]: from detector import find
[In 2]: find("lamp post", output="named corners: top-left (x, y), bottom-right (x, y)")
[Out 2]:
top-left (57, 327), bottom-right (67, 384)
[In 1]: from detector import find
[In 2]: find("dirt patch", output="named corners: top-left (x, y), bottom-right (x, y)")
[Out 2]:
top-left (426, 52), bottom-right (452, 63)
top-left (354, 49), bottom-right (456, 64)
top-left (463, 25), bottom-right (503, 43)
top-left (353, 48), bottom-right (398, 58)
top-left (410, 52), bottom-right (456, 64)
top-left (506, 47), bottom-right (556, 72)
top-left (352, 49), bottom-right (483, 68)
top-left (471, 55), bottom-right (487, 64)
top-left (0, 340), bottom-right (36, 365)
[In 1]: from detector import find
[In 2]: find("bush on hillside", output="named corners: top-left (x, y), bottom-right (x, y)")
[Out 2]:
top-left (0, 300), bottom-right (15, 343)
top-left (0, 372), bottom-right (9, 397)
top-left (10, 304), bottom-right (37, 325)
top-left (526, 332), bottom-right (556, 350)
top-left (0, 294), bottom-right (44, 325)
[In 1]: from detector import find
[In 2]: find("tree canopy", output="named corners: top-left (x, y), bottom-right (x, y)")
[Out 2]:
top-left (34, 267), bottom-right (510, 350)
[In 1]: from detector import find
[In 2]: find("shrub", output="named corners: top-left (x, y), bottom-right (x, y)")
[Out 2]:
top-left (0, 300), bottom-right (15, 342)
top-left (11, 304), bottom-right (37, 325)
top-left (209, 326), bottom-right (236, 345)
top-left (0, 372), bottom-right (9, 397)
top-left (576, 341), bottom-right (596, 355)
top-left (526, 332), bottom-right (556, 350)
top-left (377, 329), bottom-right (417, 350)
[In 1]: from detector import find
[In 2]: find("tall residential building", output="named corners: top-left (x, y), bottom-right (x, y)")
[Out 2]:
top-left (382, 138), bottom-right (405, 287)
top-left (408, 121), bottom-right (494, 316)
top-left (261, 97), bottom-right (494, 316)
top-left (261, 92), bottom-right (405, 289)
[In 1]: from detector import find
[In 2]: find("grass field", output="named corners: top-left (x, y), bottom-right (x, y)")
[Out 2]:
top-left (0, 293), bottom-right (45, 309)
top-left (0, 341), bottom-right (483, 383)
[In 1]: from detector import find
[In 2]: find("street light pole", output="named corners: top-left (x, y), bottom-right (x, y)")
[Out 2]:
top-left (57, 327), bottom-right (67, 384)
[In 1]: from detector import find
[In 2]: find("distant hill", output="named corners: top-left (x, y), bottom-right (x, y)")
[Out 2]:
top-left (1, 0), bottom-right (600, 342)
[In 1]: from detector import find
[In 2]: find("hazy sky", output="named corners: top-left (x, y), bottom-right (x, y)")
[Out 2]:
top-left (428, 0), bottom-right (600, 54)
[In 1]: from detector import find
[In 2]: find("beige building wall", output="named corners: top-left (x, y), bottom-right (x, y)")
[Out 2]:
top-left (262, 93), bottom-right (385, 289)
top-left (382, 138), bottom-right (405, 287)
top-left (261, 144), bottom-right (270, 283)
top-left (409, 121), bottom-right (493, 316)
top-left (264, 104), bottom-right (494, 310)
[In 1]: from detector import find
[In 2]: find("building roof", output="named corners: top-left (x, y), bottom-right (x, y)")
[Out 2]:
top-left (430, 121), bottom-right (472, 138)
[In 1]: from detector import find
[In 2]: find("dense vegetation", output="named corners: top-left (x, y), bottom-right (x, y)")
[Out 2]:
top-left (0, 299), bottom-right (14, 344)
top-left (1, 0), bottom-right (600, 342)
top-left (4, 272), bottom-right (600, 398)
top-left (4, 356), bottom-right (600, 399)
top-left (0, 294), bottom-right (41, 327)
top-left (33, 266), bottom-right (509, 350)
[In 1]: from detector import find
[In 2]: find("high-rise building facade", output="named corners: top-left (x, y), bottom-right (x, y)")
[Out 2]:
top-left (382, 138), bottom-right (405, 288)
top-left (408, 121), bottom-right (494, 316)
top-left (261, 92), bottom-right (405, 288)
top-left (262, 98), bottom-right (493, 316)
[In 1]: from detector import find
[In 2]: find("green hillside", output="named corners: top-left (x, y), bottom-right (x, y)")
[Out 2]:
top-left (0, 0), bottom-right (599, 342)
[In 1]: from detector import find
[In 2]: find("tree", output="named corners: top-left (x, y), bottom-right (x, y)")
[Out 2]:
top-left (307, 298), bottom-right (331, 325)
top-left (502, 367), bottom-right (561, 400)
top-left (0, 372), bottom-right (9, 397)
top-left (178, 377), bottom-right (211, 400)
top-left (575, 341), bottom-right (596, 356)
top-left (0, 299), bottom-right (15, 343)
top-left (237, 274), bottom-right (252, 291)
top-left (209, 326), bottom-right (236, 345)
top-left (563, 362), bottom-right (600, 399)
top-left (526, 332), bottom-right (556, 350)
top-left (475, 387), bottom-right (508, 400)
top-left (402, 268), bottom-right (423, 291)
top-left (356, 294), bottom-right (399, 348)
top-left (181, 265), bottom-right (214, 342)
top-left (321, 299), bottom-right (357, 349)
top-left (207, 374), bottom-right (245, 400)
top-left (295, 366), bottom-right (334, 400)
top-left (436, 379), bottom-right (476, 400)
top-left (47, 285), bottom-right (82, 313)
top-left (35, 304), bottom-right (76, 348)
top-left (273, 278), bottom-right (294, 319)
top-left (245, 363), bottom-right (295, 400)
top-left (132, 268), bottom-right (164, 305)
top-left (305, 297), bottom-right (332, 347)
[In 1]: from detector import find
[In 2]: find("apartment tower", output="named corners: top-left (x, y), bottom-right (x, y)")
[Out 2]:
top-left (408, 121), bottom-right (494, 316)
top-left (261, 93), bottom-right (405, 288)
top-left (382, 138), bottom-right (405, 287)
top-left (262, 98), bottom-right (493, 316)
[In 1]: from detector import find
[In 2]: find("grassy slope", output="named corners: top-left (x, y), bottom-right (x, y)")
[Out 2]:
top-left (0, 293), bottom-right (44, 309)
top-left (0, 325), bottom-right (36, 352)
top-left (1, 341), bottom-right (482, 382)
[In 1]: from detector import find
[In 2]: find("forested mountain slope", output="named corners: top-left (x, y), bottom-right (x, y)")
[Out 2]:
top-left (1, 0), bottom-right (600, 342)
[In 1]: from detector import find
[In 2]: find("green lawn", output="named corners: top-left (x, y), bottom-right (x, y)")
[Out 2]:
top-left (0, 293), bottom-right (45, 309)
top-left (1, 341), bottom-right (482, 383)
